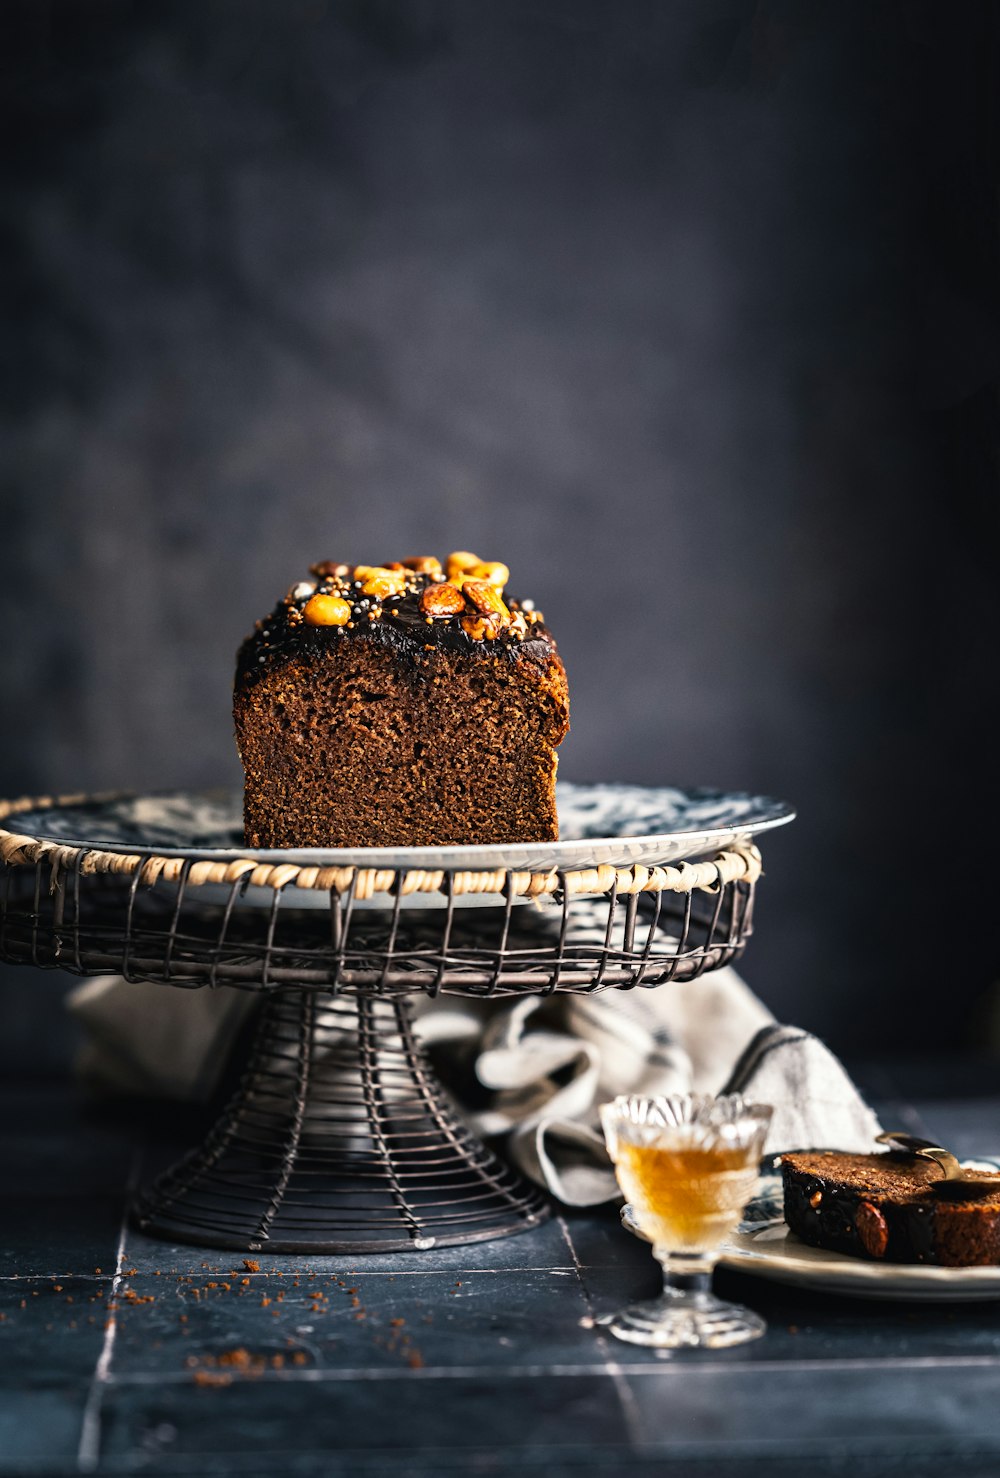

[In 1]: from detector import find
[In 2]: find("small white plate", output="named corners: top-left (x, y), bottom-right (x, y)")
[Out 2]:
top-left (621, 1162), bottom-right (1000, 1303)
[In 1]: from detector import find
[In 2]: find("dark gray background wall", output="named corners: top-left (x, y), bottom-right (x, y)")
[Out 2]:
top-left (3, 0), bottom-right (1000, 1070)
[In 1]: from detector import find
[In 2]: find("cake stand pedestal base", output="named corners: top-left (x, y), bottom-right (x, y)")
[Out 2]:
top-left (133, 989), bottom-right (549, 1254)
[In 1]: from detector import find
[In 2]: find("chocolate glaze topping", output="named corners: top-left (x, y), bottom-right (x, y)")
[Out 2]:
top-left (235, 555), bottom-right (556, 691)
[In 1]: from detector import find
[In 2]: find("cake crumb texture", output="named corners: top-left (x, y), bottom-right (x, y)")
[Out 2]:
top-left (234, 554), bottom-right (569, 848)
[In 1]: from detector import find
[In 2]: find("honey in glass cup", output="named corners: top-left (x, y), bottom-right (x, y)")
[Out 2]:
top-left (598, 1093), bottom-right (772, 1349)
top-left (614, 1140), bottom-right (760, 1252)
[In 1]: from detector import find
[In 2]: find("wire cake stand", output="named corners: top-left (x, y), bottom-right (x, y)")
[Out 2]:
top-left (0, 786), bottom-right (790, 1254)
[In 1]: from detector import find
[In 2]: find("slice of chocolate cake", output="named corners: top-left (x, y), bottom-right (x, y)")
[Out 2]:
top-left (781, 1151), bottom-right (1000, 1266)
top-left (234, 553), bottom-right (570, 848)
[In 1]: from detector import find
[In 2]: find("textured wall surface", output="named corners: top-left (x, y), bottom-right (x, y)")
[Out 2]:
top-left (3, 0), bottom-right (1000, 1067)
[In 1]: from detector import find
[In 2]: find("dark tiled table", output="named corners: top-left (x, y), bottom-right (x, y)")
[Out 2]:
top-left (4, 1075), bottom-right (1000, 1477)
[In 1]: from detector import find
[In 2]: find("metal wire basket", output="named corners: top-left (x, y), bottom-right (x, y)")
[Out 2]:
top-left (0, 792), bottom-right (764, 1254)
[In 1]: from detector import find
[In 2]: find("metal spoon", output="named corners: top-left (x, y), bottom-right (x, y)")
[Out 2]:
top-left (875, 1131), bottom-right (1000, 1197)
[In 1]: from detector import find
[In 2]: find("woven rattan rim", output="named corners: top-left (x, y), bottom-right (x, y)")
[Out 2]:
top-left (0, 793), bottom-right (762, 901)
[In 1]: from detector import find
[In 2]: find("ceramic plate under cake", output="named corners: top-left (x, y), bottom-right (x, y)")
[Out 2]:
top-left (621, 1161), bottom-right (1000, 1302)
top-left (12, 783), bottom-right (794, 910)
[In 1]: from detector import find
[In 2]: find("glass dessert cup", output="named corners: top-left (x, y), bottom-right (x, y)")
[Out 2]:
top-left (599, 1093), bottom-right (772, 1350)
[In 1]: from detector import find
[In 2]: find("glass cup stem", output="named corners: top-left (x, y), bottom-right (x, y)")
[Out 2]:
top-left (655, 1248), bottom-right (717, 1284)
top-left (599, 1243), bottom-right (764, 1350)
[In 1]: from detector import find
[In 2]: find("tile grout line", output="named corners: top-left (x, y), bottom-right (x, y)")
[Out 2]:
top-left (556, 1212), bottom-right (644, 1449)
top-left (98, 1351), bottom-right (1000, 1386)
top-left (0, 1264), bottom-right (581, 1282)
top-left (76, 1147), bottom-right (143, 1474)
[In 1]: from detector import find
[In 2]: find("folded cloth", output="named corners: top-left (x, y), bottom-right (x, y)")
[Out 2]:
top-left (67, 904), bottom-right (882, 1206)
top-left (428, 977), bottom-right (882, 1205)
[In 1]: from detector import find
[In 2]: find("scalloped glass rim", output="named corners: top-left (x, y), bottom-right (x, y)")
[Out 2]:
top-left (601, 1093), bottom-right (773, 1154)
top-left (13, 781), bottom-right (795, 874)
top-left (603, 1092), bottom-right (772, 1129)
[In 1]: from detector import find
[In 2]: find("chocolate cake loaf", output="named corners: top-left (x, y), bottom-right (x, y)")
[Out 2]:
top-left (781, 1151), bottom-right (1000, 1266)
top-left (234, 553), bottom-right (570, 848)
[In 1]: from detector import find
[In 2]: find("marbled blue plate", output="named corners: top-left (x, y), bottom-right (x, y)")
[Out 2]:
top-left (15, 782), bottom-right (794, 874)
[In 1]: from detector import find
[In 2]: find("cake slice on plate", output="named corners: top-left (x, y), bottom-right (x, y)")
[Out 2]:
top-left (781, 1150), bottom-right (1000, 1266)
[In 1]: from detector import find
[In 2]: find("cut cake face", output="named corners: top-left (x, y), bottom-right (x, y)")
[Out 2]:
top-left (234, 553), bottom-right (569, 849)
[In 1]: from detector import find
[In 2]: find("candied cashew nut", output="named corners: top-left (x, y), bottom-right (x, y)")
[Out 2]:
top-left (362, 570), bottom-right (407, 599)
top-left (462, 580), bottom-right (510, 624)
top-left (467, 561), bottom-right (509, 588)
top-left (461, 612), bottom-right (503, 641)
top-left (446, 550), bottom-right (481, 580)
top-left (402, 556), bottom-right (443, 577)
top-left (419, 583), bottom-right (466, 617)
